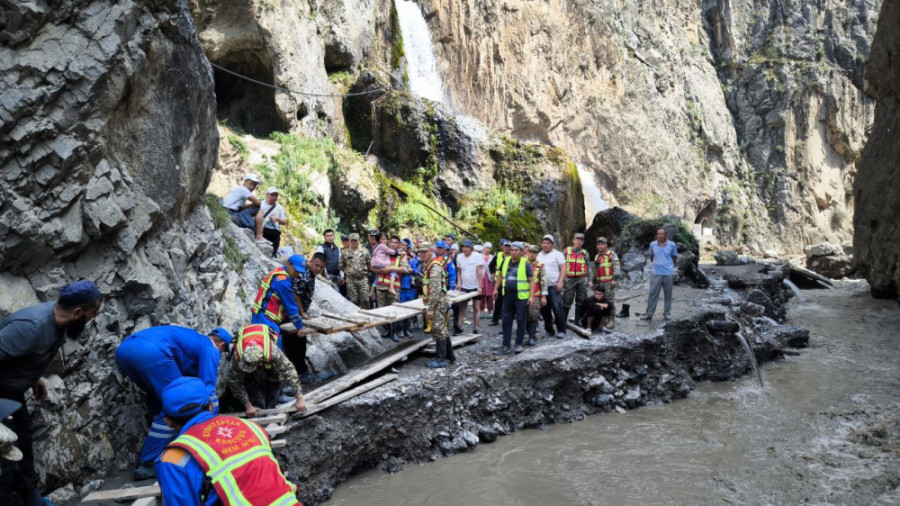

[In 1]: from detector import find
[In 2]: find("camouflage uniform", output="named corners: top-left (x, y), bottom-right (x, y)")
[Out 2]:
top-left (593, 248), bottom-right (621, 328)
top-left (528, 260), bottom-right (549, 326)
top-left (226, 345), bottom-right (301, 409)
top-left (562, 246), bottom-right (591, 324)
top-left (375, 253), bottom-right (411, 307)
top-left (426, 260), bottom-right (450, 343)
top-left (340, 247), bottom-right (371, 309)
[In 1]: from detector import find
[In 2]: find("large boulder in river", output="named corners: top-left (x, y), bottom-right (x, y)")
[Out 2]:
top-left (584, 207), bottom-right (641, 255)
top-left (853, 0), bottom-right (900, 302)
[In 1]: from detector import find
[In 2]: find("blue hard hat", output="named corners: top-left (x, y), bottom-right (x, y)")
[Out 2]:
top-left (209, 327), bottom-right (232, 347)
top-left (162, 377), bottom-right (210, 418)
top-left (435, 240), bottom-right (447, 249)
top-left (288, 254), bottom-right (307, 273)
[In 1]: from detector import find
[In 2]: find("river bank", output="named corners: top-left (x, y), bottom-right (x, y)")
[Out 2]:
top-left (327, 280), bottom-right (900, 505)
top-left (271, 264), bottom-right (810, 504)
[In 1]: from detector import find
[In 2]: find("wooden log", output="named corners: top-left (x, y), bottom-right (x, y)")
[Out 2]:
top-left (271, 439), bottom-right (287, 448)
top-left (302, 316), bottom-right (359, 334)
top-left (423, 333), bottom-right (481, 354)
top-left (132, 497), bottom-right (160, 506)
top-left (788, 264), bottom-right (834, 287)
top-left (248, 412), bottom-right (287, 425)
top-left (394, 298), bottom-right (425, 311)
top-left (83, 484), bottom-right (161, 503)
top-left (266, 425), bottom-right (287, 438)
top-left (301, 374), bottom-right (398, 418)
top-left (304, 339), bottom-right (430, 404)
top-left (447, 290), bottom-right (481, 303)
top-left (224, 402), bottom-right (297, 419)
top-left (566, 322), bottom-right (593, 339)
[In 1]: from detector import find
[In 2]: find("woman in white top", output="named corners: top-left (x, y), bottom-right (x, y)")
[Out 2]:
top-left (479, 242), bottom-right (495, 316)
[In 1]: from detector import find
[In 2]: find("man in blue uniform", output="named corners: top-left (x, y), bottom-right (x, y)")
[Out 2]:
top-left (0, 280), bottom-right (103, 506)
top-left (251, 255), bottom-right (306, 347)
top-left (115, 325), bottom-right (232, 480)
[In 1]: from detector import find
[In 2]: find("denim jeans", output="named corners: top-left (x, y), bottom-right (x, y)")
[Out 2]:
top-left (541, 285), bottom-right (566, 334)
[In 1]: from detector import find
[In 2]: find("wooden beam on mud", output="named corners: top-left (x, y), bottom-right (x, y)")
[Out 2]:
top-left (566, 322), bottom-right (593, 339)
top-left (83, 484), bottom-right (161, 503)
top-left (300, 373), bottom-right (398, 418)
top-left (423, 333), bottom-right (482, 354)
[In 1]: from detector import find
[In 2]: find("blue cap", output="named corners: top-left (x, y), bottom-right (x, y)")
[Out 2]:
top-left (58, 280), bottom-right (101, 308)
top-left (402, 238), bottom-right (413, 248)
top-left (435, 240), bottom-right (447, 249)
top-left (462, 239), bottom-right (474, 247)
top-left (209, 327), bottom-right (232, 347)
top-left (500, 239), bottom-right (509, 246)
top-left (162, 377), bottom-right (210, 418)
top-left (288, 254), bottom-right (307, 273)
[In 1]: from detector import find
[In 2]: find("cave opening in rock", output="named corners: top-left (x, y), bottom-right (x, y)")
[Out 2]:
top-left (213, 51), bottom-right (288, 136)
top-left (694, 201), bottom-right (716, 238)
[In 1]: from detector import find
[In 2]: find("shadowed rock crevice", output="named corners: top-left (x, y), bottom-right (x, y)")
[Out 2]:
top-left (212, 51), bottom-right (288, 136)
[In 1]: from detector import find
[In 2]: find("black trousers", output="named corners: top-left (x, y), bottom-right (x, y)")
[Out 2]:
top-left (491, 293), bottom-right (503, 323)
top-left (501, 293), bottom-right (528, 347)
top-left (262, 228), bottom-right (281, 257)
top-left (245, 371), bottom-right (282, 409)
top-left (282, 332), bottom-right (309, 376)
top-left (0, 391), bottom-right (38, 498)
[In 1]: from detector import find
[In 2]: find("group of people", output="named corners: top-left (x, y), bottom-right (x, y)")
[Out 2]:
top-left (0, 174), bottom-right (682, 506)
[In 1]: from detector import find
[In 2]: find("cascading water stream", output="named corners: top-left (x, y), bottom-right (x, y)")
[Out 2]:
top-left (577, 164), bottom-right (608, 224)
top-left (735, 331), bottom-right (764, 388)
top-left (393, 0), bottom-right (446, 103)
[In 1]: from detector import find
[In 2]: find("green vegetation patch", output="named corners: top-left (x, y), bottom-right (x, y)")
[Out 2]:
top-left (205, 194), bottom-right (231, 230)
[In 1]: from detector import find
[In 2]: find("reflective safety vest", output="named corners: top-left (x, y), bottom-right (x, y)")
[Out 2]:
top-left (251, 268), bottom-right (289, 323)
top-left (532, 260), bottom-right (544, 297)
top-left (500, 257), bottom-right (530, 300)
top-left (564, 247), bottom-right (588, 278)
top-left (168, 415), bottom-right (300, 506)
top-left (422, 259), bottom-right (447, 304)
top-left (376, 255), bottom-right (402, 290)
top-left (236, 325), bottom-right (274, 369)
top-left (434, 254), bottom-right (451, 290)
top-left (494, 251), bottom-right (506, 277)
top-left (594, 251), bottom-right (615, 283)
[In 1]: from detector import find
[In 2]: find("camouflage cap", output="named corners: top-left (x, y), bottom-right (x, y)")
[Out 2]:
top-left (417, 242), bottom-right (433, 252)
top-left (597, 236), bottom-right (609, 243)
top-left (240, 346), bottom-right (264, 373)
top-left (574, 233), bottom-right (585, 239)
top-left (348, 233), bottom-right (360, 241)
top-left (368, 229), bottom-right (379, 236)
top-left (0, 424), bottom-right (22, 462)
top-left (527, 244), bottom-right (540, 253)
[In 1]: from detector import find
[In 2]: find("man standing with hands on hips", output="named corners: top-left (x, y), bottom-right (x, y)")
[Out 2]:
top-left (641, 228), bottom-right (678, 320)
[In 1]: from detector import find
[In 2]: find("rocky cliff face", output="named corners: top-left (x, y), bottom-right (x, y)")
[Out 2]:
top-left (419, 0), bottom-right (879, 254)
top-left (853, 0), bottom-right (900, 302)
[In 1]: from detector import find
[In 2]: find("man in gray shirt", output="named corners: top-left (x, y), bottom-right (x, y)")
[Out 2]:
top-left (0, 281), bottom-right (102, 506)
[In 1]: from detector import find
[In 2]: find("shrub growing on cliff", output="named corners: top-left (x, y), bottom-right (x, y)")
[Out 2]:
top-left (205, 194), bottom-right (231, 230)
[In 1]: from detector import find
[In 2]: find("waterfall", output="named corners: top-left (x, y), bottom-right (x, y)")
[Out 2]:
top-left (393, 0), bottom-right (446, 103)
top-left (577, 165), bottom-right (609, 224)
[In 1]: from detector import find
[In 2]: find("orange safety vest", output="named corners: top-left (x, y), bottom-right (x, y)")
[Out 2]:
top-left (235, 325), bottom-right (275, 369)
top-left (594, 251), bottom-right (615, 283)
top-left (532, 260), bottom-right (544, 297)
top-left (252, 268), bottom-right (289, 323)
top-left (434, 254), bottom-right (451, 290)
top-left (376, 255), bottom-right (402, 290)
top-left (168, 415), bottom-right (301, 506)
top-left (564, 247), bottom-right (588, 277)
top-left (422, 259), bottom-right (447, 304)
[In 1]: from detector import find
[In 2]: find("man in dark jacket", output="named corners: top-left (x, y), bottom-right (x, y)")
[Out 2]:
top-left (0, 281), bottom-right (102, 506)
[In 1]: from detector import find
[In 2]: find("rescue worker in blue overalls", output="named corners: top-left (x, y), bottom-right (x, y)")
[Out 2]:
top-left (250, 254), bottom-right (306, 348)
top-left (115, 325), bottom-right (232, 481)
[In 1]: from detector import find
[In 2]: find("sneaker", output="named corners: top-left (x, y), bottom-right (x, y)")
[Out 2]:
top-left (426, 359), bottom-right (448, 368)
top-left (493, 346), bottom-right (512, 355)
top-left (391, 334), bottom-right (399, 342)
top-left (663, 315), bottom-right (670, 320)
top-left (556, 332), bottom-right (566, 339)
top-left (133, 461), bottom-right (156, 481)
top-left (528, 337), bottom-right (536, 346)
top-left (544, 332), bottom-right (555, 339)
top-left (640, 315), bottom-right (653, 321)
top-left (514, 345), bottom-right (524, 354)
top-left (453, 326), bottom-right (463, 336)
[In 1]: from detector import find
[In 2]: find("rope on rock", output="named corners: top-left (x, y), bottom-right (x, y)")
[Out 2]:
top-left (209, 63), bottom-right (388, 98)
top-left (385, 178), bottom-right (482, 242)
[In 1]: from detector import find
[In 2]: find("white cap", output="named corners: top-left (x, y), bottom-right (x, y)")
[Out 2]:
top-left (483, 242), bottom-right (492, 249)
top-left (244, 173), bottom-right (261, 183)
top-left (450, 244), bottom-right (459, 251)
top-left (265, 187), bottom-right (279, 194)
top-left (475, 245), bottom-right (484, 252)
top-left (542, 234), bottom-right (555, 243)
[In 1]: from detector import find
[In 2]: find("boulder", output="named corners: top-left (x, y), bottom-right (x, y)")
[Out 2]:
top-left (804, 242), bottom-right (843, 259)
top-left (714, 250), bottom-right (741, 266)
top-left (584, 207), bottom-right (641, 254)
top-left (331, 157), bottom-right (380, 228)
top-left (807, 254), bottom-right (854, 279)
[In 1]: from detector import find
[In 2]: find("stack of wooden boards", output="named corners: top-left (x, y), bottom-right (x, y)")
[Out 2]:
top-left (83, 291), bottom-right (482, 504)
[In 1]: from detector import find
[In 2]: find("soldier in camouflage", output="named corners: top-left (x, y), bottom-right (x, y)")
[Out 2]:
top-left (225, 326), bottom-right (305, 417)
top-left (419, 242), bottom-right (453, 368)
top-left (374, 235), bottom-right (411, 342)
top-left (590, 236), bottom-right (622, 329)
top-left (340, 233), bottom-right (371, 309)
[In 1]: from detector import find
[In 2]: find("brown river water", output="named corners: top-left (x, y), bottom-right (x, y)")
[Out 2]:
top-left (329, 282), bottom-right (900, 505)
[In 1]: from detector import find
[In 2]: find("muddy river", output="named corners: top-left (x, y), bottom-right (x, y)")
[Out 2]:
top-left (329, 283), bottom-right (900, 505)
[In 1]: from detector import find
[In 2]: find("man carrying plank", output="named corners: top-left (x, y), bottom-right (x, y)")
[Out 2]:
top-left (155, 377), bottom-right (302, 506)
top-left (115, 325), bottom-right (233, 480)
top-left (226, 324), bottom-right (306, 417)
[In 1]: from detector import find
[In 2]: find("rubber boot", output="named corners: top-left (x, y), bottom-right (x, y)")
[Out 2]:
top-left (616, 303), bottom-right (630, 318)
top-left (424, 317), bottom-right (432, 333)
top-left (427, 339), bottom-right (448, 368)
top-left (444, 336), bottom-right (456, 363)
top-left (527, 324), bottom-right (537, 346)
top-left (390, 321), bottom-right (399, 342)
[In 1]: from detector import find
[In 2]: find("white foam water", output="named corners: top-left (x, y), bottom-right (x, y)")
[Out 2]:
top-left (577, 164), bottom-right (609, 224)
top-left (394, 0), bottom-right (446, 103)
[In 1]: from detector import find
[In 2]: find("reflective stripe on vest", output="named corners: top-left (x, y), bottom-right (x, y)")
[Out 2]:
top-left (252, 268), bottom-right (289, 323)
top-left (236, 325), bottom-right (274, 369)
top-left (494, 252), bottom-right (506, 277)
top-left (564, 247), bottom-right (588, 277)
top-left (168, 416), bottom-right (300, 506)
top-left (532, 261), bottom-right (544, 297)
top-left (376, 255), bottom-right (402, 290)
top-left (422, 259), bottom-right (447, 304)
top-left (594, 251), bottom-right (614, 283)
top-left (500, 257), bottom-right (530, 300)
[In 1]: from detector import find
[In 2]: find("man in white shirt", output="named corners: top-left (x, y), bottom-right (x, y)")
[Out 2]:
top-left (536, 234), bottom-right (567, 338)
top-left (453, 239), bottom-right (485, 334)
top-left (258, 187), bottom-right (287, 256)
top-left (223, 173), bottom-right (268, 243)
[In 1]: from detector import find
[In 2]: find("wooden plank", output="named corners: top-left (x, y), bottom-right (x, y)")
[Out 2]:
top-left (132, 497), bottom-right (160, 506)
top-left (321, 311), bottom-right (385, 325)
top-left (423, 333), bottom-right (481, 354)
top-left (271, 439), bottom-right (287, 448)
top-left (302, 316), bottom-right (359, 334)
top-left (304, 339), bottom-right (430, 404)
top-left (83, 484), bottom-right (161, 503)
top-left (224, 401), bottom-right (297, 418)
top-left (448, 290), bottom-right (481, 303)
top-left (359, 305), bottom-right (421, 324)
top-left (567, 322), bottom-right (593, 339)
top-left (266, 425), bottom-right (287, 438)
top-left (250, 413), bottom-right (287, 425)
top-left (394, 298), bottom-right (425, 311)
top-left (301, 374), bottom-right (398, 418)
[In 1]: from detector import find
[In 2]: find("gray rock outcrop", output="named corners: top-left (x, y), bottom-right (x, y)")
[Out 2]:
top-left (853, 0), bottom-right (900, 302)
